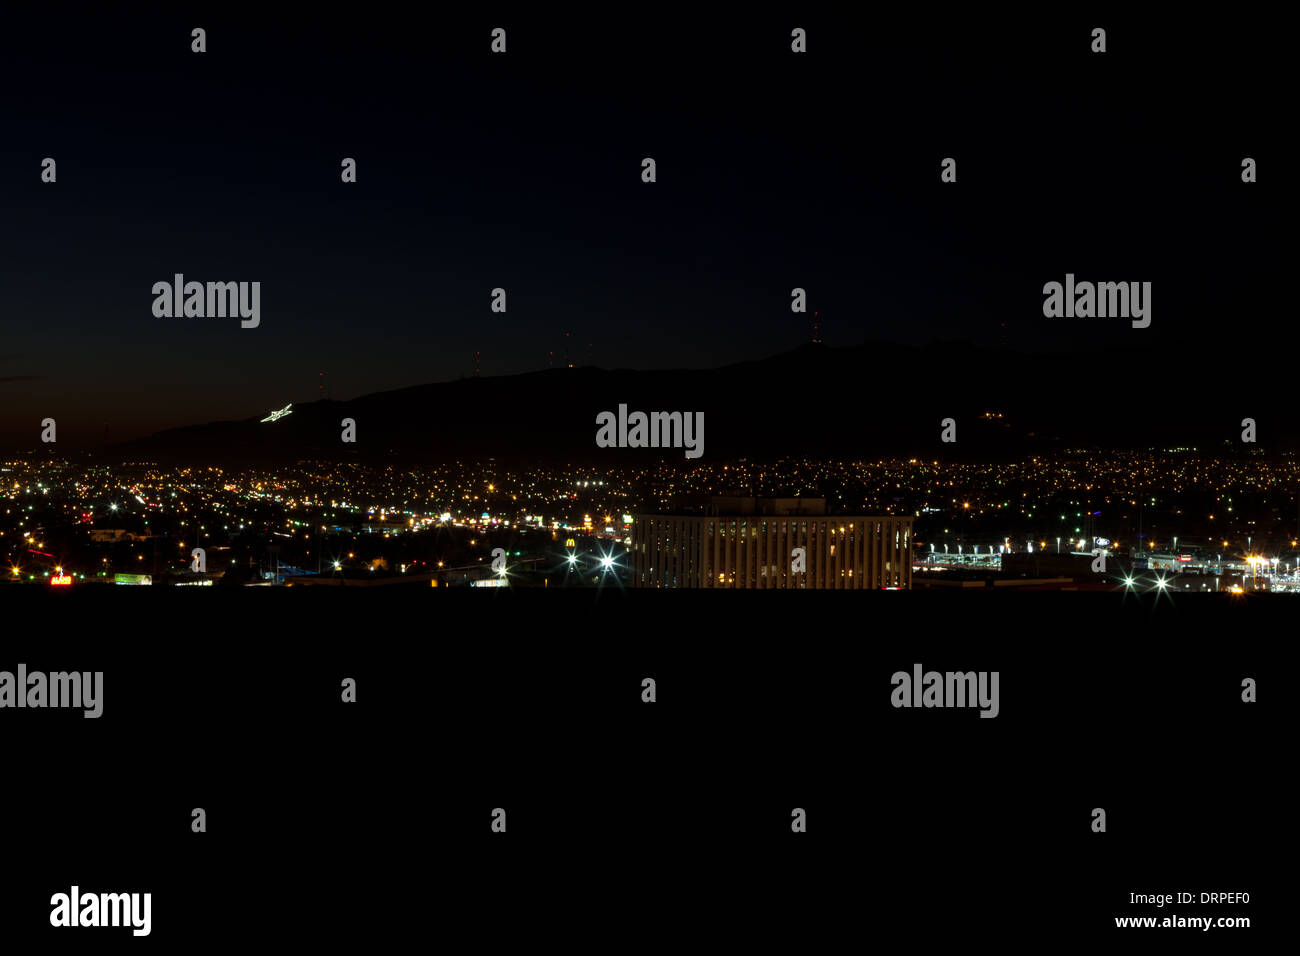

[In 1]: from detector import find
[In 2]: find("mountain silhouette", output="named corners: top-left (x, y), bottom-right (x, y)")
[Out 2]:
top-left (108, 341), bottom-right (1294, 464)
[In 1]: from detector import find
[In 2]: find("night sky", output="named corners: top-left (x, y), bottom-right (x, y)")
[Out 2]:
top-left (0, 10), bottom-right (1290, 450)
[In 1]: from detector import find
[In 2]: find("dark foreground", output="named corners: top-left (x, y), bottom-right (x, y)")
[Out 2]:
top-left (2, 588), bottom-right (1283, 946)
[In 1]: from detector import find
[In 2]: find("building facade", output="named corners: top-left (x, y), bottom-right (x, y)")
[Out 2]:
top-left (631, 498), bottom-right (912, 589)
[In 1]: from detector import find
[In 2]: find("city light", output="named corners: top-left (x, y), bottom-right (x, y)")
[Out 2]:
top-left (3, 454), bottom-right (1299, 592)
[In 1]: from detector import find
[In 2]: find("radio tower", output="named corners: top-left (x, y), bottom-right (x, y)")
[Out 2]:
top-left (474, 351), bottom-right (482, 376)
top-left (812, 311), bottom-right (822, 344)
top-left (564, 331), bottom-right (573, 368)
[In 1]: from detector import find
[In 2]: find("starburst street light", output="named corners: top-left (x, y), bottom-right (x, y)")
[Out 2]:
top-left (594, 545), bottom-right (622, 575)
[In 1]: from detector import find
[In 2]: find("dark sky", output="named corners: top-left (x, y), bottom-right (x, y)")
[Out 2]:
top-left (0, 10), bottom-right (1290, 449)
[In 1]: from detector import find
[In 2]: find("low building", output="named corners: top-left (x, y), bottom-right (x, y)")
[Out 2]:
top-left (631, 497), bottom-right (912, 589)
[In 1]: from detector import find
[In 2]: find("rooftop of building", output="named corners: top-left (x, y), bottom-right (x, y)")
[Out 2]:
top-left (638, 496), bottom-right (912, 518)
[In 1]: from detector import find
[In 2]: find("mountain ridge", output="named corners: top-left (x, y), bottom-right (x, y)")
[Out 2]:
top-left (99, 341), bottom-right (1295, 464)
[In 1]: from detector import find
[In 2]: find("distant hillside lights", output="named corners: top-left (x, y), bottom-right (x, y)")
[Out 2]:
top-left (596, 405), bottom-right (704, 459)
top-left (152, 275), bottom-right (260, 328)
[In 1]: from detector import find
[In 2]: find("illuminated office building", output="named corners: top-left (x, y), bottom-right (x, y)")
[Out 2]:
top-left (631, 497), bottom-right (912, 589)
